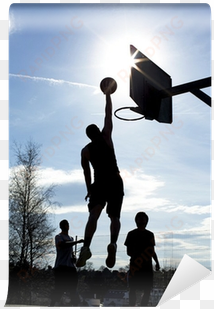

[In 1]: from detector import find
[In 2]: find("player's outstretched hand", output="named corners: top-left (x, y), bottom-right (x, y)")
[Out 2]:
top-left (155, 264), bottom-right (160, 271)
top-left (85, 193), bottom-right (91, 201)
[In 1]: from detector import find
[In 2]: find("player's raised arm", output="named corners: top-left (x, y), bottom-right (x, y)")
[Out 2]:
top-left (102, 93), bottom-right (113, 144)
top-left (100, 77), bottom-right (117, 147)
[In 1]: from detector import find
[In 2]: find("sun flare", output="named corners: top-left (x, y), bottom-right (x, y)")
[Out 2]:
top-left (102, 42), bottom-right (136, 77)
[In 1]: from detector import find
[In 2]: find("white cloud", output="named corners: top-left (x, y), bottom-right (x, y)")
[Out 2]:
top-left (121, 170), bottom-right (168, 212)
top-left (53, 204), bottom-right (86, 215)
top-left (176, 217), bottom-right (211, 235)
top-left (121, 169), bottom-right (210, 215)
top-left (39, 167), bottom-right (210, 218)
top-left (121, 170), bottom-right (165, 197)
top-left (154, 204), bottom-right (211, 215)
top-left (11, 165), bottom-right (210, 219)
top-left (9, 74), bottom-right (99, 93)
top-left (38, 167), bottom-right (84, 186)
top-left (9, 11), bottom-right (19, 35)
top-left (9, 166), bottom-right (84, 187)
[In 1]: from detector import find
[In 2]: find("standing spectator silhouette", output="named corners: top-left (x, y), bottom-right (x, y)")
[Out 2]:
top-left (77, 84), bottom-right (124, 269)
top-left (124, 212), bottom-right (160, 306)
top-left (50, 220), bottom-right (84, 306)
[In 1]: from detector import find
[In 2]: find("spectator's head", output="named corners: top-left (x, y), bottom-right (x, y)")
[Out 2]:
top-left (59, 219), bottom-right (69, 232)
top-left (135, 212), bottom-right (149, 229)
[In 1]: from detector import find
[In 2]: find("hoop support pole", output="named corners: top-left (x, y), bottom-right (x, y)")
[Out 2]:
top-left (160, 77), bottom-right (211, 106)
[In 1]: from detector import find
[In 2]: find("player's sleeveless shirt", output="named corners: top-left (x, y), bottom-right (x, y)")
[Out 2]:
top-left (87, 137), bottom-right (119, 182)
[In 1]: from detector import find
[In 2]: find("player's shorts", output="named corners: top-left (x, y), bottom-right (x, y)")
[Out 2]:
top-left (88, 174), bottom-right (124, 218)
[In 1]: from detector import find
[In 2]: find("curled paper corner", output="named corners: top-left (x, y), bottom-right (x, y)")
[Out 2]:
top-left (158, 254), bottom-right (211, 306)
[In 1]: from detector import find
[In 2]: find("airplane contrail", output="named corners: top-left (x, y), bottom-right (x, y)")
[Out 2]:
top-left (9, 73), bottom-right (100, 93)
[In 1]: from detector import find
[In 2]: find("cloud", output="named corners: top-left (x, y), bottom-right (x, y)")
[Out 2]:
top-left (51, 204), bottom-right (86, 214)
top-left (39, 167), bottom-right (210, 218)
top-left (153, 204), bottom-right (210, 215)
top-left (120, 170), bottom-right (172, 211)
top-left (53, 205), bottom-right (87, 214)
top-left (121, 171), bottom-right (165, 196)
top-left (9, 166), bottom-right (84, 188)
top-left (9, 73), bottom-right (100, 93)
top-left (118, 169), bottom-right (211, 220)
top-left (38, 167), bottom-right (84, 186)
top-left (9, 11), bottom-right (20, 35)
top-left (11, 165), bottom-right (210, 220)
top-left (174, 217), bottom-right (210, 235)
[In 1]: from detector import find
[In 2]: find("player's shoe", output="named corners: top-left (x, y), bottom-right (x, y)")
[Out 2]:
top-left (76, 246), bottom-right (92, 267)
top-left (106, 243), bottom-right (117, 268)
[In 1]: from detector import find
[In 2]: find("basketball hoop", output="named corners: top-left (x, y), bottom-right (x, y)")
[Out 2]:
top-left (114, 107), bottom-right (145, 121)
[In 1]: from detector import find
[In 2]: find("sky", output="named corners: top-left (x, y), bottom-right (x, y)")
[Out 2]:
top-left (9, 3), bottom-right (211, 270)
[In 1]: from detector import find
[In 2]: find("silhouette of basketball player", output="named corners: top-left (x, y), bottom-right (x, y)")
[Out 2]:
top-left (50, 220), bottom-right (84, 306)
top-left (77, 83), bottom-right (124, 269)
top-left (124, 212), bottom-right (160, 306)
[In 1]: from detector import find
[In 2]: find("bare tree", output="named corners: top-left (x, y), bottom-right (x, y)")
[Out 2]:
top-left (9, 140), bottom-right (58, 270)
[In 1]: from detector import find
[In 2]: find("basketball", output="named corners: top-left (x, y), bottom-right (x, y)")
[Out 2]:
top-left (100, 77), bottom-right (117, 94)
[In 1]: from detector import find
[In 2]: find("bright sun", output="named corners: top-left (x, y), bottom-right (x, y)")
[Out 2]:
top-left (103, 42), bottom-right (136, 78)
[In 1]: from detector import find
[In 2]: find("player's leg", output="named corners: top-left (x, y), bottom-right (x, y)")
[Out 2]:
top-left (50, 267), bottom-right (65, 306)
top-left (68, 267), bottom-right (79, 306)
top-left (105, 215), bottom-right (120, 268)
top-left (128, 275), bottom-right (137, 306)
top-left (76, 204), bottom-right (103, 267)
top-left (77, 181), bottom-right (105, 267)
top-left (140, 276), bottom-right (153, 306)
top-left (105, 183), bottom-right (123, 268)
top-left (84, 204), bottom-right (103, 248)
top-left (110, 215), bottom-right (121, 244)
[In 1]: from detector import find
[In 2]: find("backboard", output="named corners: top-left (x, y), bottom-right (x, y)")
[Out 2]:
top-left (130, 45), bottom-right (172, 123)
